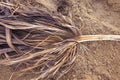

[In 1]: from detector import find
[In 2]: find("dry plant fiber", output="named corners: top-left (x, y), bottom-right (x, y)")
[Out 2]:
top-left (0, 0), bottom-right (120, 80)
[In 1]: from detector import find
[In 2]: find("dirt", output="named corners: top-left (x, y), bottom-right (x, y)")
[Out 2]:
top-left (0, 0), bottom-right (120, 80)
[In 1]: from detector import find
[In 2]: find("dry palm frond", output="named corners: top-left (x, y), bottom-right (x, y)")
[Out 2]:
top-left (0, 0), bottom-right (120, 80)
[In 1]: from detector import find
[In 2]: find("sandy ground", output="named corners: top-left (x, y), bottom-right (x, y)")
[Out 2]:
top-left (62, 0), bottom-right (120, 80)
top-left (0, 0), bottom-right (120, 80)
